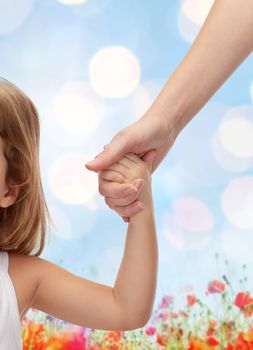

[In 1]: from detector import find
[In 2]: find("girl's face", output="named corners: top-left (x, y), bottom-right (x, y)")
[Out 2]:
top-left (0, 137), bottom-right (19, 208)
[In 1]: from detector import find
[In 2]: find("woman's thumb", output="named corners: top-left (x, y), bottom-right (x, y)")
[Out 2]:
top-left (85, 132), bottom-right (130, 172)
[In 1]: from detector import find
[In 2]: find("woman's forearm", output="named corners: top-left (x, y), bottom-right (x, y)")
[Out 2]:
top-left (113, 189), bottom-right (158, 329)
top-left (150, 0), bottom-right (253, 140)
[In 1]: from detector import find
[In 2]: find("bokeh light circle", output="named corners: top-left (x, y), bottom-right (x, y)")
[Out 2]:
top-left (51, 81), bottom-right (105, 135)
top-left (163, 213), bottom-right (212, 251)
top-left (218, 118), bottom-right (253, 158)
top-left (212, 131), bottom-right (253, 173)
top-left (0, 0), bottom-right (34, 34)
top-left (221, 176), bottom-right (253, 229)
top-left (212, 105), bottom-right (253, 172)
top-left (182, 0), bottom-right (214, 25)
top-left (178, 0), bottom-right (214, 43)
top-left (89, 46), bottom-right (140, 98)
top-left (172, 197), bottom-right (214, 231)
top-left (48, 152), bottom-right (98, 205)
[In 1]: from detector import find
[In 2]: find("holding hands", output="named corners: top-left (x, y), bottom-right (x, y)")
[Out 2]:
top-left (86, 112), bottom-right (174, 220)
top-left (100, 150), bottom-right (157, 221)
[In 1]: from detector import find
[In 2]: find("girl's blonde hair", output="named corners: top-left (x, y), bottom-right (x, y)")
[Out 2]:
top-left (0, 78), bottom-right (53, 256)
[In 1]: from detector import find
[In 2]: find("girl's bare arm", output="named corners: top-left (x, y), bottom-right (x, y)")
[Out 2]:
top-left (24, 154), bottom-right (157, 331)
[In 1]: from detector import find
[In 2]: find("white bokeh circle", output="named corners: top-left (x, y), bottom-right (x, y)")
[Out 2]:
top-left (0, 0), bottom-right (34, 34)
top-left (182, 0), bottom-right (214, 25)
top-left (50, 81), bottom-right (105, 135)
top-left (163, 213), bottom-right (212, 251)
top-left (48, 152), bottom-right (98, 205)
top-left (221, 176), bottom-right (253, 229)
top-left (218, 118), bottom-right (253, 158)
top-left (172, 197), bottom-right (214, 231)
top-left (212, 105), bottom-right (253, 172)
top-left (178, 0), bottom-right (214, 43)
top-left (89, 46), bottom-right (140, 98)
top-left (212, 132), bottom-right (253, 173)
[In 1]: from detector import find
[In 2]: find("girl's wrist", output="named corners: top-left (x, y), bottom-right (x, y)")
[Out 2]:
top-left (137, 186), bottom-right (153, 212)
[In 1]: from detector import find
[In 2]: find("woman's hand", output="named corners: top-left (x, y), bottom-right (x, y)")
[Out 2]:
top-left (91, 112), bottom-right (174, 219)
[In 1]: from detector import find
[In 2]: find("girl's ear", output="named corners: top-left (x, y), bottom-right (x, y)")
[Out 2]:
top-left (0, 182), bottom-right (20, 208)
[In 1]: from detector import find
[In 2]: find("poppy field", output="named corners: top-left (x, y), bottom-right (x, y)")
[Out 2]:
top-left (21, 257), bottom-right (253, 349)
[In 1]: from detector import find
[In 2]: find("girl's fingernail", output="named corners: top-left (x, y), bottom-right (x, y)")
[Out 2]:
top-left (138, 202), bottom-right (145, 209)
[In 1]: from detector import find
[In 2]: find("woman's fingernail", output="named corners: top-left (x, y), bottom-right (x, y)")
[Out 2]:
top-left (86, 160), bottom-right (95, 166)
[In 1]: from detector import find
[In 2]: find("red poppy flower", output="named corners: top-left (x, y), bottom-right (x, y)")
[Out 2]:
top-left (156, 333), bottom-right (167, 346)
top-left (234, 292), bottom-right (253, 316)
top-left (187, 294), bottom-right (197, 307)
top-left (206, 336), bottom-right (220, 346)
top-left (207, 280), bottom-right (225, 294)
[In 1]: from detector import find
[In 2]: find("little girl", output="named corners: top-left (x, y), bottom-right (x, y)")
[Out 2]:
top-left (0, 78), bottom-right (158, 349)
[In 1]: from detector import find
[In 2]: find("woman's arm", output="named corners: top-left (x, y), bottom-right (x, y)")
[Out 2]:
top-left (86, 0), bottom-right (253, 219)
top-left (155, 0), bottom-right (253, 142)
top-left (87, 0), bottom-right (253, 173)
top-left (24, 153), bottom-right (157, 331)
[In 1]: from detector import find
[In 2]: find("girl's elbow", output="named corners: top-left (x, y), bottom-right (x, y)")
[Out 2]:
top-left (121, 313), bottom-right (150, 331)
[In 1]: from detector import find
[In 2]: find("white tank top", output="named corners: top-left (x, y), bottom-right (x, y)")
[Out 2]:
top-left (0, 251), bottom-right (22, 349)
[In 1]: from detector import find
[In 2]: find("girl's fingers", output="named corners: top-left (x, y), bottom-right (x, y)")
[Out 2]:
top-left (117, 157), bottom-right (132, 169)
top-left (99, 170), bottom-right (126, 184)
top-left (111, 152), bottom-right (143, 170)
top-left (99, 176), bottom-right (140, 198)
top-left (106, 163), bottom-right (129, 178)
top-left (125, 153), bottom-right (141, 163)
top-left (104, 189), bottom-right (140, 206)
